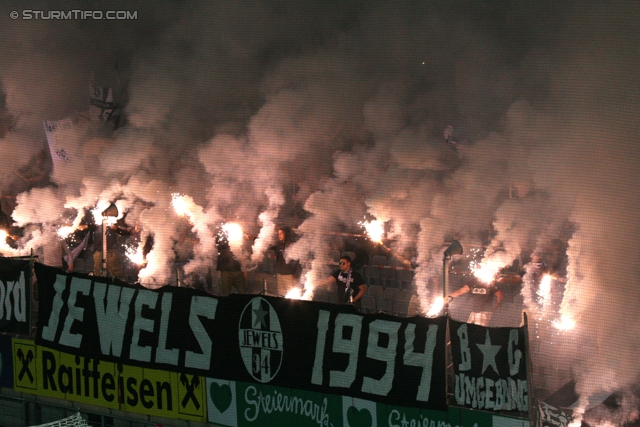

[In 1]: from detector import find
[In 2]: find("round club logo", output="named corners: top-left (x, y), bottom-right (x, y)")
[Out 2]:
top-left (238, 297), bottom-right (283, 383)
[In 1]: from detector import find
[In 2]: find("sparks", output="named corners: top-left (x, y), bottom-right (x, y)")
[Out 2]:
top-left (426, 296), bottom-right (445, 317)
top-left (171, 193), bottom-right (193, 221)
top-left (537, 274), bottom-right (552, 300)
top-left (126, 245), bottom-right (145, 265)
top-left (0, 230), bottom-right (23, 256)
top-left (553, 314), bottom-right (576, 330)
top-left (221, 222), bottom-right (244, 244)
top-left (472, 260), bottom-right (502, 283)
top-left (359, 219), bottom-right (384, 243)
top-left (57, 226), bottom-right (75, 238)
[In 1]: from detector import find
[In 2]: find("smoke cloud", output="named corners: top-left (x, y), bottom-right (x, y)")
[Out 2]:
top-left (0, 1), bottom-right (638, 423)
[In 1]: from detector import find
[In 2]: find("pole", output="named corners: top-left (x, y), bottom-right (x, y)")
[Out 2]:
top-left (102, 219), bottom-right (107, 276)
top-left (29, 247), bottom-right (34, 338)
top-left (443, 255), bottom-right (450, 299)
top-left (442, 240), bottom-right (462, 299)
top-left (523, 311), bottom-right (535, 426)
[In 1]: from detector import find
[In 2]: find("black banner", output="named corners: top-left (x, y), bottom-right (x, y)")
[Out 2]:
top-left (538, 402), bottom-right (573, 427)
top-left (449, 319), bottom-right (528, 413)
top-left (0, 258), bottom-right (31, 335)
top-left (34, 263), bottom-right (448, 410)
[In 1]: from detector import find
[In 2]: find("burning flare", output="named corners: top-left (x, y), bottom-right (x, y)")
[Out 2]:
top-left (359, 219), bottom-right (384, 243)
top-left (286, 288), bottom-right (303, 299)
top-left (0, 230), bottom-right (23, 256)
top-left (426, 296), bottom-right (445, 317)
top-left (553, 314), bottom-right (576, 330)
top-left (472, 260), bottom-right (503, 284)
top-left (0, 231), bottom-right (9, 250)
top-left (537, 274), bottom-right (552, 305)
top-left (57, 226), bottom-right (75, 238)
top-left (126, 245), bottom-right (145, 266)
top-left (172, 193), bottom-right (194, 222)
top-left (285, 287), bottom-right (313, 300)
top-left (221, 222), bottom-right (244, 244)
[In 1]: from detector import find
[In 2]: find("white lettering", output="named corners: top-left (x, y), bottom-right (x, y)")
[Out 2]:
top-left (3, 280), bottom-right (14, 320)
top-left (59, 277), bottom-right (92, 348)
top-left (455, 374), bottom-right (464, 405)
top-left (245, 386), bottom-right (259, 422)
top-left (156, 293), bottom-right (179, 365)
top-left (185, 295), bottom-right (217, 370)
top-left (455, 373), bottom-right (528, 411)
top-left (457, 324), bottom-right (471, 371)
top-left (243, 385), bottom-right (332, 426)
top-left (388, 409), bottom-right (444, 427)
top-left (485, 378), bottom-right (495, 409)
top-left (508, 329), bottom-right (522, 376)
top-left (329, 313), bottom-right (362, 388)
top-left (464, 375), bottom-right (477, 406)
top-left (93, 283), bottom-right (134, 357)
top-left (0, 273), bottom-right (26, 322)
top-left (476, 377), bottom-right (485, 409)
top-left (495, 379), bottom-right (504, 410)
top-left (12, 273), bottom-right (26, 322)
top-left (311, 310), bottom-right (330, 385)
top-left (403, 323), bottom-right (438, 401)
top-left (0, 281), bottom-right (6, 319)
top-left (41, 275), bottom-right (67, 341)
top-left (362, 319), bottom-right (400, 396)
top-left (129, 289), bottom-right (158, 362)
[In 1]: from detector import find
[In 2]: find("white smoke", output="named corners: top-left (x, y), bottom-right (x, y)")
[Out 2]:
top-left (251, 186), bottom-right (284, 264)
top-left (0, 2), bottom-right (638, 423)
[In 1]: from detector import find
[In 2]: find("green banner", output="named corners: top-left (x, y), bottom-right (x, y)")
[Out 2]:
top-left (379, 404), bottom-right (448, 427)
top-left (207, 378), bottom-right (343, 426)
top-left (206, 377), bottom-right (529, 427)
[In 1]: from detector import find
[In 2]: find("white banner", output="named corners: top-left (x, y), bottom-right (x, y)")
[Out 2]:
top-left (43, 118), bottom-right (86, 184)
top-left (89, 85), bottom-right (114, 122)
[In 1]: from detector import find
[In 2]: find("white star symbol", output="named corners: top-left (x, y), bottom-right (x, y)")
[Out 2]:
top-left (253, 305), bottom-right (268, 329)
top-left (476, 329), bottom-right (501, 375)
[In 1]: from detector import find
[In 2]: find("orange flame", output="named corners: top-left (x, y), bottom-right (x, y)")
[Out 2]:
top-left (472, 260), bottom-right (502, 283)
top-left (426, 296), bottom-right (445, 317)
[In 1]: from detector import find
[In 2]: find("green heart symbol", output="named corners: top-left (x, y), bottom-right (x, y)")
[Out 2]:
top-left (347, 406), bottom-right (372, 427)
top-left (209, 382), bottom-right (232, 413)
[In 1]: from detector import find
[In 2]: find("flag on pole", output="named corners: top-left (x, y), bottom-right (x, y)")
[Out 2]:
top-left (89, 85), bottom-right (114, 122)
top-left (43, 118), bottom-right (86, 184)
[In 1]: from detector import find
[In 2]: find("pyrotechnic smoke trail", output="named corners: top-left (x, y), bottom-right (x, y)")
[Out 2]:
top-left (251, 186), bottom-right (284, 265)
top-left (0, 3), bottom-right (638, 424)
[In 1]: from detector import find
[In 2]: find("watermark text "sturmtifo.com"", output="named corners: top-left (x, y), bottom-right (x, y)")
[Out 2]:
top-left (10, 10), bottom-right (138, 20)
